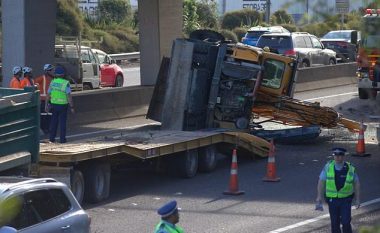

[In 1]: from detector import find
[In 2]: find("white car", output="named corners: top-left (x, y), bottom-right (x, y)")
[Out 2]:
top-left (0, 177), bottom-right (90, 233)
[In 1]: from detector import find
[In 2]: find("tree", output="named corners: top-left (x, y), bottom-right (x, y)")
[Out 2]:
top-left (98, 0), bottom-right (132, 24)
top-left (196, 0), bottom-right (219, 29)
top-left (271, 10), bottom-right (294, 24)
top-left (183, 0), bottom-right (200, 35)
top-left (221, 9), bottom-right (262, 30)
top-left (56, 0), bottom-right (84, 36)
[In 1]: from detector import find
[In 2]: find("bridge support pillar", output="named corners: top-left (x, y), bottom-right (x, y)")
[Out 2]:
top-left (2, 0), bottom-right (56, 87)
top-left (138, 0), bottom-right (183, 85)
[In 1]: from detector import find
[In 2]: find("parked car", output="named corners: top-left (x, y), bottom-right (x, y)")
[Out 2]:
top-left (241, 26), bottom-right (289, 46)
top-left (0, 177), bottom-right (91, 233)
top-left (320, 30), bottom-right (361, 62)
top-left (91, 49), bottom-right (125, 87)
top-left (256, 32), bottom-right (337, 67)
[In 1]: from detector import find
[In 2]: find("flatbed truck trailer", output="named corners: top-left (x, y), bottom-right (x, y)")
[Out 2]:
top-left (38, 129), bottom-right (270, 204)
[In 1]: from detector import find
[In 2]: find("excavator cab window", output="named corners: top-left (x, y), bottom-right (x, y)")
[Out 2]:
top-left (261, 59), bottom-right (285, 89)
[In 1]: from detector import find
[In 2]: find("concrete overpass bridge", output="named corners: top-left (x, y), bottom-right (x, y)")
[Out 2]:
top-left (1, 0), bottom-right (182, 87)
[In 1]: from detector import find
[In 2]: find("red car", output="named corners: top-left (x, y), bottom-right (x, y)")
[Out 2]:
top-left (92, 49), bottom-right (125, 87)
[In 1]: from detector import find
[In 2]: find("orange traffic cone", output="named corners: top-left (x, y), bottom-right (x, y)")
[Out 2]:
top-left (353, 121), bottom-right (371, 157)
top-left (223, 148), bottom-right (245, 195)
top-left (263, 139), bottom-right (280, 182)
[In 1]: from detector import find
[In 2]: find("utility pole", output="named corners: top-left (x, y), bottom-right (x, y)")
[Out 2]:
top-left (266, 0), bottom-right (271, 23)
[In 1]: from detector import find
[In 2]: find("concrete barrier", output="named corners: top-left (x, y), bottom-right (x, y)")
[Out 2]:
top-left (294, 62), bottom-right (357, 92)
top-left (68, 86), bottom-right (154, 126)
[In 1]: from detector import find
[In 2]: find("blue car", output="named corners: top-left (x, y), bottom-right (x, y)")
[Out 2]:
top-left (241, 26), bottom-right (290, 46)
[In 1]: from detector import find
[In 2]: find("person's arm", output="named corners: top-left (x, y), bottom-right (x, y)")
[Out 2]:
top-left (66, 85), bottom-right (74, 113)
top-left (316, 179), bottom-right (325, 203)
top-left (45, 87), bottom-right (51, 113)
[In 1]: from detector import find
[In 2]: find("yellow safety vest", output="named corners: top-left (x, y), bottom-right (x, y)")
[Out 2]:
top-left (154, 221), bottom-right (184, 233)
top-left (326, 161), bottom-right (355, 198)
top-left (50, 78), bottom-right (69, 105)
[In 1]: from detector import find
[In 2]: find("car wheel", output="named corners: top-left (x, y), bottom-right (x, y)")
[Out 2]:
top-left (83, 162), bottom-right (111, 203)
top-left (115, 74), bottom-right (123, 87)
top-left (71, 170), bottom-right (85, 204)
top-left (301, 60), bottom-right (310, 68)
top-left (198, 146), bottom-right (217, 173)
top-left (358, 88), bottom-right (369, 99)
top-left (329, 59), bottom-right (336, 65)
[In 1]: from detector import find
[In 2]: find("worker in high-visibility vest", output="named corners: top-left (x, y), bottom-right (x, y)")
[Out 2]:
top-left (45, 66), bottom-right (74, 143)
top-left (35, 64), bottom-right (54, 134)
top-left (9, 66), bottom-right (23, 88)
top-left (316, 148), bottom-right (361, 233)
top-left (154, 200), bottom-right (184, 233)
top-left (20, 67), bottom-right (34, 88)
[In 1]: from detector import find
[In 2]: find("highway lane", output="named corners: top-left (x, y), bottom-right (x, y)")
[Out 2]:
top-left (80, 83), bottom-right (380, 233)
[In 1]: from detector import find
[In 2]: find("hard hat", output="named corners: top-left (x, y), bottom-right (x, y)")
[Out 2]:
top-left (22, 67), bottom-right (32, 74)
top-left (157, 200), bottom-right (178, 217)
top-left (43, 64), bottom-right (54, 71)
top-left (54, 66), bottom-right (65, 76)
top-left (12, 66), bottom-right (22, 75)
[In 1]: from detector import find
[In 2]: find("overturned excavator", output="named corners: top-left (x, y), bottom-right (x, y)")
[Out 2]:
top-left (148, 30), bottom-right (360, 145)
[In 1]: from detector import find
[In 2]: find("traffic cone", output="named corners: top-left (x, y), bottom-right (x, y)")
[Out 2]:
top-left (223, 148), bottom-right (245, 195)
top-left (352, 121), bottom-right (371, 157)
top-left (263, 139), bottom-right (280, 182)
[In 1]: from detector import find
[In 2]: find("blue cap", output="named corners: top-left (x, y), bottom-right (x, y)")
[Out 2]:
top-left (332, 147), bottom-right (346, 156)
top-left (54, 66), bottom-right (65, 76)
top-left (157, 200), bottom-right (178, 217)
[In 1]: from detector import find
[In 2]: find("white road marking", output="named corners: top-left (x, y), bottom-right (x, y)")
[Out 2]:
top-left (66, 122), bottom-right (159, 139)
top-left (304, 92), bottom-right (357, 102)
top-left (268, 197), bottom-right (380, 233)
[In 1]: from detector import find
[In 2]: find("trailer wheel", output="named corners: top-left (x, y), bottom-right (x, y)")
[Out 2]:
top-left (198, 146), bottom-right (217, 173)
top-left (169, 149), bottom-right (198, 178)
top-left (83, 162), bottom-right (111, 203)
top-left (358, 88), bottom-right (369, 99)
top-left (71, 170), bottom-right (84, 205)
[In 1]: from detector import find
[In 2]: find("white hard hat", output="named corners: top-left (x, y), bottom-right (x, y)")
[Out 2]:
top-left (43, 64), bottom-right (54, 71)
top-left (22, 67), bottom-right (32, 74)
top-left (12, 66), bottom-right (22, 75)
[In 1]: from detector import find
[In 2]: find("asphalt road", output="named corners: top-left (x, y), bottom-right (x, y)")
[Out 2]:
top-left (71, 83), bottom-right (380, 233)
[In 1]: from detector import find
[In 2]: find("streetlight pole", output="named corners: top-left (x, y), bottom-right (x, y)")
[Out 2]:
top-left (266, 0), bottom-right (271, 23)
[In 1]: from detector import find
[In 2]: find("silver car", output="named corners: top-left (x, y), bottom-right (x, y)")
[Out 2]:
top-left (0, 177), bottom-right (90, 233)
top-left (257, 32), bottom-right (337, 67)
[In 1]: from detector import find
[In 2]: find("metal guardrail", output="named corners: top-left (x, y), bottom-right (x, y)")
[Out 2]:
top-left (109, 52), bottom-right (140, 62)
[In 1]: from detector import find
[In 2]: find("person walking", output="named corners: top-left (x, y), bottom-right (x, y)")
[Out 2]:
top-left (154, 200), bottom-right (184, 233)
top-left (9, 66), bottom-right (23, 88)
top-left (45, 66), bottom-right (74, 143)
top-left (20, 67), bottom-right (34, 88)
top-left (316, 147), bottom-right (361, 233)
top-left (35, 64), bottom-right (54, 134)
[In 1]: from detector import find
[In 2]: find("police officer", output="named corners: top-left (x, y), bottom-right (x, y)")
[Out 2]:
top-left (45, 66), bottom-right (74, 143)
top-left (316, 148), bottom-right (361, 233)
top-left (154, 200), bottom-right (184, 233)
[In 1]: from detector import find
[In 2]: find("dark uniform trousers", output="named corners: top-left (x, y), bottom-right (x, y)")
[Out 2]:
top-left (49, 104), bottom-right (68, 143)
top-left (327, 163), bottom-right (353, 233)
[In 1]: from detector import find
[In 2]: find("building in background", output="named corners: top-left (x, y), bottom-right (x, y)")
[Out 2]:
top-left (77, 0), bottom-right (138, 18)
top-left (216, 0), bottom-right (372, 23)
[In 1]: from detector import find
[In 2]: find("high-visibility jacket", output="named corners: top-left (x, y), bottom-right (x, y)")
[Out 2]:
top-left (50, 78), bottom-right (70, 105)
top-left (35, 74), bottom-right (52, 101)
top-left (154, 221), bottom-right (184, 233)
top-left (326, 161), bottom-right (355, 198)
top-left (9, 77), bottom-right (21, 89)
top-left (20, 78), bottom-right (34, 88)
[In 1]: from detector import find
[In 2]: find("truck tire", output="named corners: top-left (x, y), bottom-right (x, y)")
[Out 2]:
top-left (115, 74), bottom-right (123, 87)
top-left (83, 162), bottom-right (111, 203)
top-left (358, 88), bottom-right (369, 99)
top-left (71, 170), bottom-right (84, 205)
top-left (198, 146), bottom-right (217, 173)
top-left (172, 149), bottom-right (198, 178)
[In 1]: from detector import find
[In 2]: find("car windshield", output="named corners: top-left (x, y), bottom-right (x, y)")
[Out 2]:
top-left (257, 36), bottom-right (292, 50)
top-left (322, 31), bottom-right (351, 40)
top-left (246, 31), bottom-right (268, 39)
